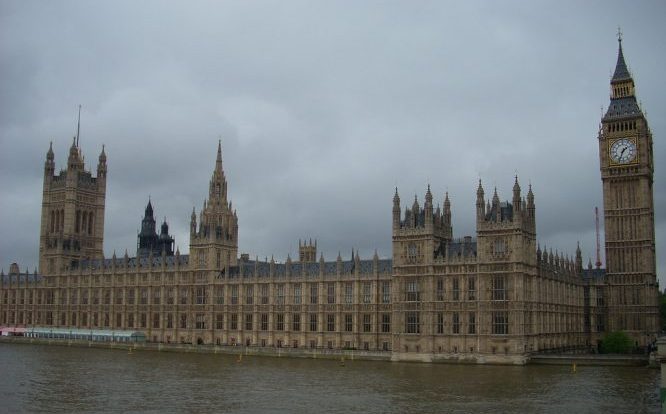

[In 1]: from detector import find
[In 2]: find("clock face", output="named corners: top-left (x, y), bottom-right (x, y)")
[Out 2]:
top-left (610, 138), bottom-right (637, 164)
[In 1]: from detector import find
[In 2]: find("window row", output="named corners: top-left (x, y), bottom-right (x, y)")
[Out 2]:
top-left (405, 311), bottom-right (508, 335)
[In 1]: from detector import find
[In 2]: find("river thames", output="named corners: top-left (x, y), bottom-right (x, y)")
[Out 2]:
top-left (0, 343), bottom-right (658, 413)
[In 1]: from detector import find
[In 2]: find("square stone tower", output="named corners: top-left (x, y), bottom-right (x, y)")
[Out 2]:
top-left (39, 138), bottom-right (107, 274)
top-left (598, 35), bottom-right (659, 345)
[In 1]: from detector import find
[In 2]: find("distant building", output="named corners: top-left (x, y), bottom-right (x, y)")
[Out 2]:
top-left (0, 37), bottom-right (658, 363)
top-left (137, 199), bottom-right (175, 258)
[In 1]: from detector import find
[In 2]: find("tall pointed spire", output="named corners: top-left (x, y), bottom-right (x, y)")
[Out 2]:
top-left (216, 139), bottom-right (223, 169)
top-left (605, 31), bottom-right (643, 121)
top-left (76, 104), bottom-right (81, 147)
top-left (146, 197), bottom-right (153, 217)
top-left (208, 140), bottom-right (228, 203)
top-left (45, 141), bottom-right (55, 176)
top-left (47, 141), bottom-right (54, 160)
top-left (392, 187), bottom-right (401, 229)
top-left (512, 175), bottom-right (521, 210)
top-left (612, 28), bottom-right (631, 82)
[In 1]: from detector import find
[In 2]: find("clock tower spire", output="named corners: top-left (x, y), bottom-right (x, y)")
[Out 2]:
top-left (598, 33), bottom-right (657, 346)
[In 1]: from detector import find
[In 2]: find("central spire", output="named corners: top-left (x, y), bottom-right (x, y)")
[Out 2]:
top-left (209, 140), bottom-right (228, 203)
top-left (611, 31), bottom-right (631, 82)
top-left (216, 139), bottom-right (223, 172)
top-left (604, 33), bottom-right (642, 121)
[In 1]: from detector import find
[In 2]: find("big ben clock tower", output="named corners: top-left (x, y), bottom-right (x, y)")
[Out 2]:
top-left (599, 33), bottom-right (658, 346)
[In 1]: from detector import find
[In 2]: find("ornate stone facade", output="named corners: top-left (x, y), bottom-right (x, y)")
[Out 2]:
top-left (0, 38), bottom-right (658, 363)
top-left (598, 35), bottom-right (659, 342)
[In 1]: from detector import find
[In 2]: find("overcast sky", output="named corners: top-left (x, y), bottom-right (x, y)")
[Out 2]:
top-left (1, 1), bottom-right (664, 284)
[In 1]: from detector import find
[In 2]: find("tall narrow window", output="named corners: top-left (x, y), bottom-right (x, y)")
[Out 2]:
top-left (406, 280), bottom-right (419, 302)
top-left (81, 212), bottom-right (87, 236)
top-left (276, 284), bottom-right (285, 305)
top-left (452, 277), bottom-right (460, 301)
top-left (231, 285), bottom-right (238, 304)
top-left (293, 283), bottom-right (302, 305)
top-left (245, 285), bottom-right (254, 305)
top-left (436, 312), bottom-right (444, 334)
top-left (260, 284), bottom-right (269, 305)
top-left (327, 283), bottom-right (336, 304)
top-left (436, 278), bottom-right (444, 301)
top-left (492, 311), bottom-right (508, 335)
top-left (196, 287), bottom-right (206, 304)
top-left (363, 282), bottom-right (372, 304)
top-left (363, 314), bottom-right (371, 332)
top-left (381, 314), bottom-right (391, 333)
top-left (467, 277), bottom-right (476, 300)
top-left (382, 281), bottom-right (391, 304)
top-left (452, 312), bottom-right (460, 334)
top-left (196, 314), bottom-right (205, 329)
top-left (345, 314), bottom-right (353, 332)
top-left (215, 286), bottom-right (224, 304)
top-left (309, 284), bottom-right (318, 304)
top-left (345, 283), bottom-right (353, 304)
top-left (406, 312), bottom-right (420, 334)
top-left (492, 276), bottom-right (506, 301)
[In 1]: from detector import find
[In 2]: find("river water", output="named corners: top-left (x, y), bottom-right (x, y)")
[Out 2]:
top-left (0, 343), bottom-right (659, 413)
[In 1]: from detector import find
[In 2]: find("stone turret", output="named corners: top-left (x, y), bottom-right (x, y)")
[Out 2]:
top-left (189, 140), bottom-right (238, 271)
top-left (39, 126), bottom-right (107, 275)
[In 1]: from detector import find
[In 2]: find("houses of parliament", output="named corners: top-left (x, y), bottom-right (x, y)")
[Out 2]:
top-left (0, 38), bottom-right (659, 363)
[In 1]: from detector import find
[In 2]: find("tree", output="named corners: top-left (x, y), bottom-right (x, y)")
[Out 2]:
top-left (600, 331), bottom-right (632, 354)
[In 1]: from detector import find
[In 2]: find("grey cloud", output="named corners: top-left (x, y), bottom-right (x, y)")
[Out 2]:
top-left (0, 1), bottom-right (664, 284)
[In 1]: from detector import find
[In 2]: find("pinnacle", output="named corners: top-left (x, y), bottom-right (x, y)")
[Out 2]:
top-left (611, 34), bottom-right (631, 82)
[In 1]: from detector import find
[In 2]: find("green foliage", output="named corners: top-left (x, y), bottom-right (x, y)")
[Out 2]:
top-left (600, 331), bottom-right (633, 354)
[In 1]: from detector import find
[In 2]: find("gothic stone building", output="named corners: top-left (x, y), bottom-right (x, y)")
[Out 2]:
top-left (0, 39), bottom-right (659, 363)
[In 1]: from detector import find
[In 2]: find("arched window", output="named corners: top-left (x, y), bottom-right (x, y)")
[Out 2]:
top-left (88, 212), bottom-right (94, 235)
top-left (75, 210), bottom-right (81, 233)
top-left (50, 210), bottom-right (55, 233)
